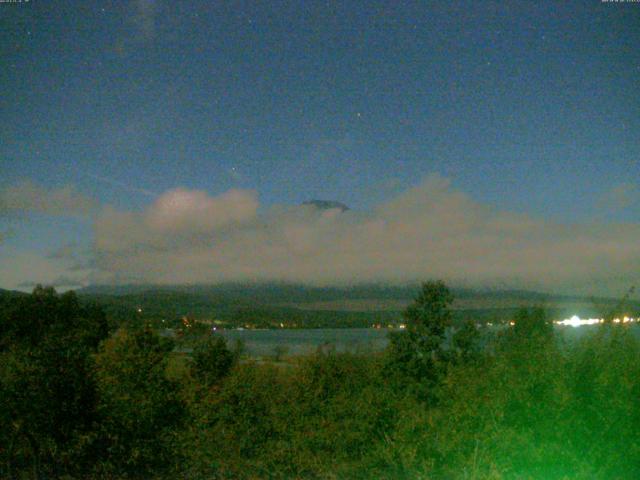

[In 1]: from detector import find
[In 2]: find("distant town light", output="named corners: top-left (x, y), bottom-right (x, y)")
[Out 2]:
top-left (555, 315), bottom-right (637, 327)
top-left (556, 315), bottom-right (600, 327)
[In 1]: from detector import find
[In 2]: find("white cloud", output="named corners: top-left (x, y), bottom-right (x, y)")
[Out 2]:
top-left (92, 188), bottom-right (259, 255)
top-left (146, 188), bottom-right (258, 233)
top-left (1, 175), bottom-right (637, 295)
top-left (87, 174), bottom-right (640, 295)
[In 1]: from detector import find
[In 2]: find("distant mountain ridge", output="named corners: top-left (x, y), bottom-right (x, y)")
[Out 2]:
top-left (39, 282), bottom-right (636, 327)
top-left (76, 282), bottom-right (623, 305)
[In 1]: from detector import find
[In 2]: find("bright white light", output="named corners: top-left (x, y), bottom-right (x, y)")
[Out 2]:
top-left (554, 314), bottom-right (637, 327)
top-left (556, 315), bottom-right (602, 327)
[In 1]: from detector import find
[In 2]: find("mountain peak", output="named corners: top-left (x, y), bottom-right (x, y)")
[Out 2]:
top-left (302, 200), bottom-right (349, 212)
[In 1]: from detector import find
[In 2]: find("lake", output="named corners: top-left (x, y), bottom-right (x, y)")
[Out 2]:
top-left (218, 328), bottom-right (390, 356)
top-left (217, 324), bottom-right (640, 357)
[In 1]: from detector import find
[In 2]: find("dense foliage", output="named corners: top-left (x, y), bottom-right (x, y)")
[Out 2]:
top-left (1, 284), bottom-right (639, 478)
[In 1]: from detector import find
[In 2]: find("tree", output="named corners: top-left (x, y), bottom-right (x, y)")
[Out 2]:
top-left (0, 287), bottom-right (108, 478)
top-left (92, 327), bottom-right (185, 478)
top-left (452, 319), bottom-right (481, 362)
top-left (387, 280), bottom-right (454, 397)
top-left (510, 306), bottom-right (553, 343)
top-left (191, 334), bottom-right (237, 387)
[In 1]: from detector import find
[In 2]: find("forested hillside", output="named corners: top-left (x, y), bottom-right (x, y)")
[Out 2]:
top-left (76, 283), bottom-right (640, 330)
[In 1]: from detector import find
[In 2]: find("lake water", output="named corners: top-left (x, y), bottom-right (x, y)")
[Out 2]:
top-left (218, 325), bottom-right (640, 357)
top-left (219, 328), bottom-right (389, 356)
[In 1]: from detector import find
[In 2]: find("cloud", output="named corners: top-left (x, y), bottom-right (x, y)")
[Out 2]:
top-left (93, 187), bottom-right (259, 254)
top-left (1, 175), bottom-right (636, 295)
top-left (46, 243), bottom-right (78, 260)
top-left (88, 174), bottom-right (640, 295)
top-left (44, 242), bottom-right (95, 273)
top-left (0, 249), bottom-right (91, 292)
top-left (146, 188), bottom-right (258, 233)
top-left (0, 181), bottom-right (96, 217)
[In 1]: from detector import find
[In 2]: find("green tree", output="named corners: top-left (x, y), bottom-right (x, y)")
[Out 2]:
top-left (387, 280), bottom-right (454, 398)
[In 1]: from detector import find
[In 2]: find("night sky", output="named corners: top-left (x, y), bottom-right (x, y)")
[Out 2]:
top-left (1, 0), bottom-right (639, 294)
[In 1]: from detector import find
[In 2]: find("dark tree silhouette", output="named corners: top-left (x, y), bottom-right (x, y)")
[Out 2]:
top-left (191, 334), bottom-right (237, 387)
top-left (0, 286), bottom-right (108, 478)
top-left (387, 280), bottom-right (454, 398)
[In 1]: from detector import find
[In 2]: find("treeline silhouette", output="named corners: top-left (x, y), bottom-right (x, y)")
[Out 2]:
top-left (1, 282), bottom-right (639, 478)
